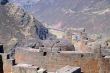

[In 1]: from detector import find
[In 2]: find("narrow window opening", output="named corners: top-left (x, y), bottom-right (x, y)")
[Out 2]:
top-left (7, 54), bottom-right (10, 59)
top-left (81, 54), bottom-right (84, 58)
top-left (43, 52), bottom-right (47, 56)
top-left (0, 44), bottom-right (4, 53)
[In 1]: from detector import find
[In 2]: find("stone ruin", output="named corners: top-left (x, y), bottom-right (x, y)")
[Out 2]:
top-left (0, 2), bottom-right (110, 73)
top-left (1, 42), bottom-right (110, 73)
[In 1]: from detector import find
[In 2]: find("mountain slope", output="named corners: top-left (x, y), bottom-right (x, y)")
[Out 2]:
top-left (0, 4), bottom-right (49, 52)
top-left (10, 0), bottom-right (110, 36)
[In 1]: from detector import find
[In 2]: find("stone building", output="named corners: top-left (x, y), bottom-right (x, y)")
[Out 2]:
top-left (64, 28), bottom-right (89, 52)
top-left (64, 28), bottom-right (87, 42)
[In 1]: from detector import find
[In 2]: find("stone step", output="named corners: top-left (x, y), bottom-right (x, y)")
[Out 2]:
top-left (12, 64), bottom-right (40, 73)
top-left (56, 65), bottom-right (81, 73)
top-left (14, 64), bottom-right (39, 69)
top-left (37, 68), bottom-right (47, 73)
top-left (104, 56), bottom-right (110, 59)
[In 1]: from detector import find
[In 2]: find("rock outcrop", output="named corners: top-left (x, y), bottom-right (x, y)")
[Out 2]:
top-left (0, 0), bottom-right (9, 5)
top-left (0, 4), bottom-right (49, 52)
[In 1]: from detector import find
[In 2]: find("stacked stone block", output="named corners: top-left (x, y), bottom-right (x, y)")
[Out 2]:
top-left (56, 65), bottom-right (81, 73)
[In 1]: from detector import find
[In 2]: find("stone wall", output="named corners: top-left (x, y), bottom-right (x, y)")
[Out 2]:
top-left (2, 53), bottom-right (13, 73)
top-left (0, 54), bottom-right (3, 73)
top-left (14, 48), bottom-right (110, 73)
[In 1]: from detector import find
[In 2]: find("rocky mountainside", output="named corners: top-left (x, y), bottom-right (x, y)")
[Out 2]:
top-left (10, 0), bottom-right (110, 36)
top-left (0, 4), bottom-right (50, 52)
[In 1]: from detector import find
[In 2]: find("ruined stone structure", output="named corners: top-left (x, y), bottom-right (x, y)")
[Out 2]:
top-left (0, 46), bottom-right (110, 73)
top-left (63, 28), bottom-right (89, 52)
top-left (64, 28), bottom-right (87, 42)
top-left (48, 28), bottom-right (90, 52)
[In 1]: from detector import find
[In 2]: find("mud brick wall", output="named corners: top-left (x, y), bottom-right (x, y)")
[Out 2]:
top-left (15, 48), bottom-right (110, 73)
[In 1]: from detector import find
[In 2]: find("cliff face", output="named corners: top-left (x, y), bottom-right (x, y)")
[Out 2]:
top-left (0, 4), bottom-right (49, 52)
